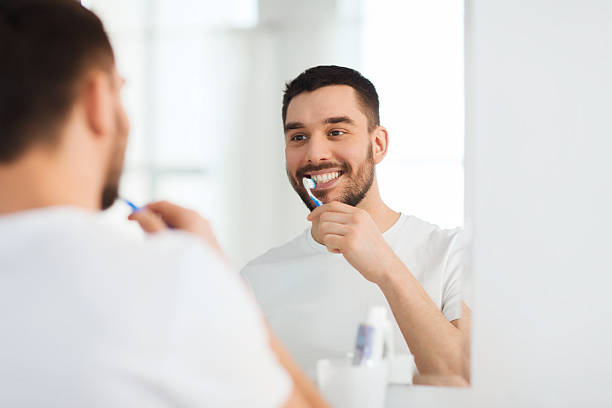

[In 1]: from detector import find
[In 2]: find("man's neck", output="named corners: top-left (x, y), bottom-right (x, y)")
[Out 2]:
top-left (0, 150), bottom-right (100, 216)
top-left (356, 180), bottom-right (401, 233)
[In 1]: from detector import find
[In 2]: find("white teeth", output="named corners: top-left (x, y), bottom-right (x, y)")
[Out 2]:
top-left (312, 171), bottom-right (340, 184)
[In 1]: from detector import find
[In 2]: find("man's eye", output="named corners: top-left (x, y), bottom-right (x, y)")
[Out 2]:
top-left (291, 134), bottom-right (307, 141)
top-left (330, 130), bottom-right (345, 137)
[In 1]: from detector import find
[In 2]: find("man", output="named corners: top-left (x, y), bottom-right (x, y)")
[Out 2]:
top-left (242, 65), bottom-right (471, 385)
top-left (0, 1), bottom-right (326, 406)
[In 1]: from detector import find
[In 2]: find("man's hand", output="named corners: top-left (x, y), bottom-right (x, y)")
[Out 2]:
top-left (128, 201), bottom-right (223, 256)
top-left (307, 201), bottom-right (398, 284)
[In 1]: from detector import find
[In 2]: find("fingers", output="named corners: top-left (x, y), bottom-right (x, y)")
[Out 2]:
top-left (128, 208), bottom-right (167, 233)
top-left (128, 200), bottom-right (229, 261)
top-left (319, 211), bottom-right (352, 224)
top-left (307, 201), bottom-right (355, 221)
top-left (319, 221), bottom-right (349, 236)
top-left (137, 201), bottom-right (222, 253)
top-left (144, 201), bottom-right (196, 229)
top-left (321, 233), bottom-right (343, 254)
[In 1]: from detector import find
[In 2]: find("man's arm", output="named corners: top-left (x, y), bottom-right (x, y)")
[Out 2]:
top-left (378, 262), bottom-right (471, 380)
top-left (308, 201), bottom-right (470, 382)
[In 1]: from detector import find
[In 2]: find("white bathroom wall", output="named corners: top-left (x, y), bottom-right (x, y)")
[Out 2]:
top-left (465, 0), bottom-right (612, 405)
top-left (397, 0), bottom-right (612, 406)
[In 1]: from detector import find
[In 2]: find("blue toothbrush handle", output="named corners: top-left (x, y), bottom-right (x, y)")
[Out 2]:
top-left (310, 194), bottom-right (323, 207)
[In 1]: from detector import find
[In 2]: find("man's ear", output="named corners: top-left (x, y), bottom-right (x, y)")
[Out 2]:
top-left (81, 70), bottom-right (113, 140)
top-left (372, 126), bottom-right (389, 165)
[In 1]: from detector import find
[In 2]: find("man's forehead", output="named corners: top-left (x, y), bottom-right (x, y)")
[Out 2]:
top-left (285, 85), bottom-right (367, 126)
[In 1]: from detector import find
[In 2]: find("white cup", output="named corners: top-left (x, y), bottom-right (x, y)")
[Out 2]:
top-left (316, 358), bottom-right (388, 408)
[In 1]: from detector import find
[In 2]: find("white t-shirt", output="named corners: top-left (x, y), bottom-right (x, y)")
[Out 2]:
top-left (0, 207), bottom-right (291, 408)
top-left (241, 214), bottom-right (464, 381)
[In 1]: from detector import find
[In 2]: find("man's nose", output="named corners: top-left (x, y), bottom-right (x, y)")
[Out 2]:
top-left (304, 134), bottom-right (332, 164)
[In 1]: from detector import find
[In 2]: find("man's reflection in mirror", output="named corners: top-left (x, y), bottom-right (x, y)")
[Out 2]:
top-left (241, 66), bottom-right (471, 386)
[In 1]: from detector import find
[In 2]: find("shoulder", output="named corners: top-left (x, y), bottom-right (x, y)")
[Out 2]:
top-left (65, 211), bottom-right (225, 276)
top-left (241, 229), bottom-right (312, 275)
top-left (401, 215), bottom-right (463, 249)
top-left (390, 215), bottom-right (464, 265)
top-left (143, 231), bottom-right (219, 262)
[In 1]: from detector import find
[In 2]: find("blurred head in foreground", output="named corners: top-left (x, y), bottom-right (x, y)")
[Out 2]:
top-left (0, 0), bottom-right (129, 212)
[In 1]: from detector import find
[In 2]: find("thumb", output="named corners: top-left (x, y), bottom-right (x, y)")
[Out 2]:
top-left (307, 205), bottom-right (325, 222)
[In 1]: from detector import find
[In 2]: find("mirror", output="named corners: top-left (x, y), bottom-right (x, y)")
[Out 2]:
top-left (88, 0), bottom-right (469, 398)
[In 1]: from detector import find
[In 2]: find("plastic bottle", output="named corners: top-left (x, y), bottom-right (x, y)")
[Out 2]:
top-left (352, 306), bottom-right (394, 366)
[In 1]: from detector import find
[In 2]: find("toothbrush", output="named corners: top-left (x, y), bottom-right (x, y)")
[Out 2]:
top-left (302, 177), bottom-right (323, 207)
top-left (122, 198), bottom-right (141, 212)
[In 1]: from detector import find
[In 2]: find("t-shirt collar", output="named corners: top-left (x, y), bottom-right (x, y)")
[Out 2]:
top-left (305, 212), bottom-right (407, 253)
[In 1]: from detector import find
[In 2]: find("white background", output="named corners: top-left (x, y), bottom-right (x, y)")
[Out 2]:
top-left (465, 0), bottom-right (612, 405)
top-left (392, 0), bottom-right (612, 406)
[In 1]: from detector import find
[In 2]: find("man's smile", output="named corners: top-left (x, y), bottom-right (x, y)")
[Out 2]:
top-left (303, 170), bottom-right (344, 190)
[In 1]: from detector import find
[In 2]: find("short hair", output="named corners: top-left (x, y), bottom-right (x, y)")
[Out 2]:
top-left (282, 65), bottom-right (380, 131)
top-left (0, 0), bottom-right (114, 163)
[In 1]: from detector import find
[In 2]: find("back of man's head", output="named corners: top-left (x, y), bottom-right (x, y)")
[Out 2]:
top-left (0, 0), bottom-right (114, 164)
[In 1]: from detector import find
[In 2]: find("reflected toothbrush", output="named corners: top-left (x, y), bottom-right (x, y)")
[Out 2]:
top-left (302, 177), bottom-right (323, 207)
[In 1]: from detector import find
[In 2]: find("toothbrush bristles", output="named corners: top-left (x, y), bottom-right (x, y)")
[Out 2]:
top-left (302, 177), bottom-right (316, 190)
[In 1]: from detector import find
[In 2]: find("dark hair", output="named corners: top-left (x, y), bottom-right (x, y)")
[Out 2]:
top-left (282, 65), bottom-right (380, 131)
top-left (0, 0), bottom-right (114, 163)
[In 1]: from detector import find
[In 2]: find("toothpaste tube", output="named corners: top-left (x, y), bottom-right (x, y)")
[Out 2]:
top-left (352, 323), bottom-right (376, 365)
top-left (352, 306), bottom-right (393, 366)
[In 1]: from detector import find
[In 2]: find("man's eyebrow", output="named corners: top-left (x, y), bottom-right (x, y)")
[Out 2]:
top-left (284, 122), bottom-right (305, 132)
top-left (284, 116), bottom-right (355, 133)
top-left (324, 116), bottom-right (355, 125)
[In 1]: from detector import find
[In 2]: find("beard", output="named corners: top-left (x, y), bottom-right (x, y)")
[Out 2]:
top-left (100, 106), bottom-right (129, 210)
top-left (100, 171), bottom-right (120, 210)
top-left (287, 143), bottom-right (376, 211)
